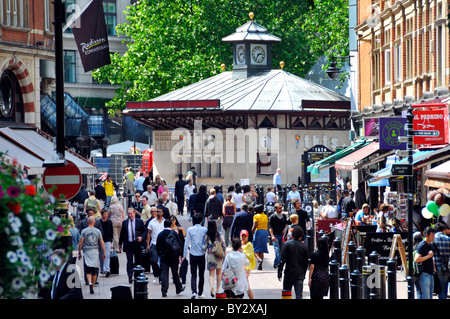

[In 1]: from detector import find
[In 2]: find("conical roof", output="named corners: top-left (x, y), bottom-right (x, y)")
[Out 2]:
top-left (222, 20), bottom-right (281, 43)
top-left (143, 69), bottom-right (349, 112)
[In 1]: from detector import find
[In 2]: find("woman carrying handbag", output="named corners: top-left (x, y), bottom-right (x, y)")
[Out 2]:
top-left (203, 221), bottom-right (226, 298)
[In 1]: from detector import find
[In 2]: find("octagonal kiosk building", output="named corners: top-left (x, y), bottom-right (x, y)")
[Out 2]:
top-left (123, 15), bottom-right (353, 189)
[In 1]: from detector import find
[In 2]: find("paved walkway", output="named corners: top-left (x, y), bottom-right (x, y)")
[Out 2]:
top-left (77, 213), bottom-right (423, 300)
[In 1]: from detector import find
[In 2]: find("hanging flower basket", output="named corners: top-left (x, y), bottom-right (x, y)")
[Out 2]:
top-left (0, 154), bottom-right (70, 298)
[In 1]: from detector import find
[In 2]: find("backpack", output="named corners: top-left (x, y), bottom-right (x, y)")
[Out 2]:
top-left (165, 231), bottom-right (182, 257)
top-left (86, 198), bottom-right (99, 215)
top-left (222, 267), bottom-right (238, 290)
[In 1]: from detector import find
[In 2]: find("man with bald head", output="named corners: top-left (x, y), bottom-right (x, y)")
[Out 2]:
top-left (78, 216), bottom-right (106, 294)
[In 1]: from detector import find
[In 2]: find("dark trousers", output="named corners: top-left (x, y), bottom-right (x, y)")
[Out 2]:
top-left (180, 258), bottom-right (188, 284)
top-left (189, 254), bottom-right (205, 295)
top-left (176, 196), bottom-right (185, 215)
top-left (160, 256), bottom-right (183, 295)
top-left (125, 242), bottom-right (142, 279)
top-left (150, 244), bottom-right (161, 278)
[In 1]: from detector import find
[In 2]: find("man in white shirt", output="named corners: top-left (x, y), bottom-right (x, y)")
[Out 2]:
top-left (286, 184), bottom-right (301, 211)
top-left (319, 199), bottom-right (339, 219)
top-left (184, 179), bottom-right (195, 199)
top-left (146, 208), bottom-right (165, 282)
top-left (142, 184), bottom-right (158, 207)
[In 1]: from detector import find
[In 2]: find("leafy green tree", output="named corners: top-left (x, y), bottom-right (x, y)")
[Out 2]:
top-left (93, 0), bottom-right (348, 112)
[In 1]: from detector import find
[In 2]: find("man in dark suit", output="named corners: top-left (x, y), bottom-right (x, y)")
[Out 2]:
top-left (230, 203), bottom-right (254, 243)
top-left (40, 249), bottom-right (83, 299)
top-left (174, 174), bottom-right (187, 216)
top-left (119, 208), bottom-right (148, 283)
top-left (94, 179), bottom-right (107, 204)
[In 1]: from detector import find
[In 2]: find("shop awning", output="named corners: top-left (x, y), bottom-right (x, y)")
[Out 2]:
top-left (369, 145), bottom-right (450, 184)
top-left (0, 126), bottom-right (98, 175)
top-left (307, 139), bottom-right (370, 174)
top-left (424, 160), bottom-right (450, 189)
top-left (335, 142), bottom-right (379, 171)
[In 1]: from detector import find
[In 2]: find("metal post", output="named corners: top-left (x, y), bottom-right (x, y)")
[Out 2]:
top-left (53, 0), bottom-right (66, 158)
top-left (356, 246), bottom-right (366, 273)
top-left (339, 264), bottom-right (350, 299)
top-left (362, 265), bottom-right (371, 299)
top-left (369, 251), bottom-right (379, 265)
top-left (333, 237), bottom-right (342, 266)
top-left (379, 265), bottom-right (387, 299)
top-left (387, 258), bottom-right (397, 299)
top-left (329, 260), bottom-right (339, 299)
top-left (348, 241), bottom-right (356, 272)
top-left (406, 103), bottom-right (415, 299)
top-left (134, 273), bottom-right (149, 299)
top-left (350, 269), bottom-right (362, 299)
top-left (307, 227), bottom-right (314, 261)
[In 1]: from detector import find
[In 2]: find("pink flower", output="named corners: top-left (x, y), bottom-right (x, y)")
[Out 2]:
top-left (57, 226), bottom-right (64, 232)
top-left (7, 186), bottom-right (20, 197)
top-left (0, 186), bottom-right (4, 199)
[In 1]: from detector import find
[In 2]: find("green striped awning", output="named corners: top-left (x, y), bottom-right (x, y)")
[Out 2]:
top-left (307, 140), bottom-right (370, 174)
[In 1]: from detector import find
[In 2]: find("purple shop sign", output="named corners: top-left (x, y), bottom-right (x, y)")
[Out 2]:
top-left (379, 117), bottom-right (407, 150)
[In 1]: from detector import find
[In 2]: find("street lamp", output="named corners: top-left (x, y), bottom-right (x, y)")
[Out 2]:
top-left (326, 55), bottom-right (350, 80)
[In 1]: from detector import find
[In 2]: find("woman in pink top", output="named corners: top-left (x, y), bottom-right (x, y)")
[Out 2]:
top-left (108, 196), bottom-right (125, 253)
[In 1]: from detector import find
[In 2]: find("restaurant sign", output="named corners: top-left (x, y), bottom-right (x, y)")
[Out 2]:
top-left (413, 108), bottom-right (449, 145)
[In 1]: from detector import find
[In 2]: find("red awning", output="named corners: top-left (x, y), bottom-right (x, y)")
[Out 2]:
top-left (335, 142), bottom-right (379, 171)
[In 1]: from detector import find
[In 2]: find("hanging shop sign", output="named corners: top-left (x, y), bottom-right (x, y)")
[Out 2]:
top-left (413, 108), bottom-right (449, 145)
top-left (379, 117), bottom-right (407, 150)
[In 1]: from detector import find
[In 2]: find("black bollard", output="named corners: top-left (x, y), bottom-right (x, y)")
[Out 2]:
top-left (369, 264), bottom-right (380, 300)
top-left (339, 264), bottom-right (350, 299)
top-left (329, 260), bottom-right (339, 299)
top-left (369, 251), bottom-right (379, 265)
top-left (362, 265), bottom-right (374, 299)
top-left (356, 246), bottom-right (366, 273)
top-left (347, 241), bottom-right (356, 272)
top-left (386, 258), bottom-right (397, 299)
top-left (134, 273), bottom-right (149, 299)
top-left (333, 237), bottom-right (342, 266)
top-left (350, 269), bottom-right (362, 299)
top-left (133, 265), bottom-right (145, 280)
top-left (133, 265), bottom-right (145, 297)
top-left (379, 265), bottom-right (387, 299)
top-left (307, 227), bottom-right (314, 261)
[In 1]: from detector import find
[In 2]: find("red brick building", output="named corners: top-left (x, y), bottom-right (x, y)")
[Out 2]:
top-left (354, 0), bottom-right (449, 123)
top-left (0, 0), bottom-right (55, 127)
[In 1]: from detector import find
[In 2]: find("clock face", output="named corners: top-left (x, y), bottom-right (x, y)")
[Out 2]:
top-left (236, 45), bottom-right (245, 64)
top-left (251, 45), bottom-right (266, 64)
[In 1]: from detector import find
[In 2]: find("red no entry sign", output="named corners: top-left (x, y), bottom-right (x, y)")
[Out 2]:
top-left (43, 160), bottom-right (82, 200)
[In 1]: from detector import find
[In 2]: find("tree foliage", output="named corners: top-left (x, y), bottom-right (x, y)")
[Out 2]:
top-left (93, 0), bottom-right (349, 112)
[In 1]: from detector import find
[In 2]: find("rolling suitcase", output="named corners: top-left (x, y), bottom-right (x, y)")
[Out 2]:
top-left (142, 249), bottom-right (151, 273)
top-left (110, 251), bottom-right (119, 275)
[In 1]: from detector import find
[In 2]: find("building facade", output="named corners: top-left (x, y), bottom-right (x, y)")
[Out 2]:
top-left (355, 0), bottom-right (449, 122)
top-left (124, 17), bottom-right (352, 188)
top-left (0, 0), bottom-right (55, 128)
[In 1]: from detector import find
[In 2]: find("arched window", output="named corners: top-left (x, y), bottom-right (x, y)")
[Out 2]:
top-left (0, 69), bottom-right (24, 122)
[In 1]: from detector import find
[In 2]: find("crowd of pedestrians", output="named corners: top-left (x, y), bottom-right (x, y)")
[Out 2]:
top-left (54, 166), bottom-right (450, 300)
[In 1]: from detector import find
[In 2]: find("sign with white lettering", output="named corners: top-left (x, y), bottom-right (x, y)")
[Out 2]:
top-left (413, 108), bottom-right (449, 145)
top-left (364, 232), bottom-right (408, 264)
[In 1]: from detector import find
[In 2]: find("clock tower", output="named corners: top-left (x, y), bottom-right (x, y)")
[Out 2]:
top-left (222, 12), bottom-right (281, 79)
